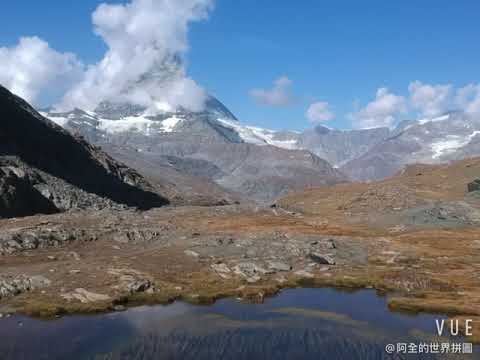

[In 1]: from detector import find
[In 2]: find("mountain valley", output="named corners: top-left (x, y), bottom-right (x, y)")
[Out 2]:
top-left (1, 87), bottom-right (480, 347)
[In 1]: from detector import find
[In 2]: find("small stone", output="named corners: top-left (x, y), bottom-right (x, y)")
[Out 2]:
top-left (246, 275), bottom-right (261, 283)
top-left (325, 239), bottom-right (336, 249)
top-left (69, 252), bottom-right (81, 261)
top-left (113, 305), bottom-right (126, 312)
top-left (294, 270), bottom-right (314, 279)
top-left (268, 261), bottom-right (292, 272)
top-left (184, 250), bottom-right (200, 258)
top-left (211, 263), bottom-right (231, 273)
top-left (69, 270), bottom-right (81, 274)
top-left (112, 245), bottom-right (121, 250)
top-left (29, 275), bottom-right (51, 288)
top-left (47, 256), bottom-right (57, 261)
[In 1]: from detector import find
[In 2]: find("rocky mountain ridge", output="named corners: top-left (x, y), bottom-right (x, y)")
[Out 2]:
top-left (42, 98), bottom-right (347, 201)
top-left (0, 85), bottom-right (168, 218)
top-left (341, 112), bottom-right (480, 180)
top-left (44, 96), bottom-right (480, 185)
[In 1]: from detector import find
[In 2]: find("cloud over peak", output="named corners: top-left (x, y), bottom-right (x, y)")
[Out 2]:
top-left (59, 0), bottom-right (214, 112)
top-left (350, 88), bottom-right (407, 129)
top-left (409, 80), bottom-right (452, 118)
top-left (456, 84), bottom-right (480, 116)
top-left (306, 101), bottom-right (334, 123)
top-left (249, 76), bottom-right (296, 107)
top-left (0, 0), bottom-right (214, 113)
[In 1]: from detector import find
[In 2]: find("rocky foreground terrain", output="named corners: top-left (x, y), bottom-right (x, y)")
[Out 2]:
top-left (2, 85), bottom-right (480, 346)
top-left (1, 155), bottom-right (480, 343)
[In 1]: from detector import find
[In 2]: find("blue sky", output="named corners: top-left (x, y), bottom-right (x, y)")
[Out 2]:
top-left (1, 0), bottom-right (479, 130)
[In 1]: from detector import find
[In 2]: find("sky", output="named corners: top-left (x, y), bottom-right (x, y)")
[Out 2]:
top-left (0, 0), bottom-right (479, 130)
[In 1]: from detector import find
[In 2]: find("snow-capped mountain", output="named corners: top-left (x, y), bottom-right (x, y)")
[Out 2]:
top-left (42, 97), bottom-right (346, 202)
top-left (43, 97), bottom-right (301, 150)
top-left (41, 98), bottom-right (385, 168)
top-left (43, 93), bottom-right (480, 188)
top-left (341, 112), bottom-right (480, 181)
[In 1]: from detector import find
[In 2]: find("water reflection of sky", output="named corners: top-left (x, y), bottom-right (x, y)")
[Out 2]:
top-left (0, 288), bottom-right (473, 360)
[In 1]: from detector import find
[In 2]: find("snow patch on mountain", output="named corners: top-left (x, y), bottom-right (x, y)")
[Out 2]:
top-left (98, 117), bottom-right (154, 135)
top-left (162, 116), bottom-right (183, 132)
top-left (431, 130), bottom-right (480, 158)
top-left (418, 114), bottom-right (450, 125)
top-left (216, 118), bottom-right (299, 149)
top-left (431, 136), bottom-right (468, 158)
top-left (97, 116), bottom-right (184, 135)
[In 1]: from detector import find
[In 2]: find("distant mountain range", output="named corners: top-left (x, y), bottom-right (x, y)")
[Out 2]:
top-left (340, 112), bottom-right (480, 180)
top-left (41, 95), bottom-right (480, 201)
top-left (42, 98), bottom-right (346, 202)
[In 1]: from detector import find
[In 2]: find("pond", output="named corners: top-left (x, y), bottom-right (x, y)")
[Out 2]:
top-left (0, 288), bottom-right (474, 359)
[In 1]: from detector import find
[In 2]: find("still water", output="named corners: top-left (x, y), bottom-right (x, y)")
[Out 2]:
top-left (0, 288), bottom-right (473, 359)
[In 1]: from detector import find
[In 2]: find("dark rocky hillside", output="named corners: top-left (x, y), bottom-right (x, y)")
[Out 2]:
top-left (0, 85), bottom-right (168, 218)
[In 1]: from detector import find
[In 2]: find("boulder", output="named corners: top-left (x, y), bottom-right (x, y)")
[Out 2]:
top-left (233, 262), bottom-right (269, 278)
top-left (0, 275), bottom-right (51, 299)
top-left (308, 252), bottom-right (336, 265)
top-left (62, 288), bottom-right (111, 303)
top-left (468, 179), bottom-right (480, 192)
top-left (127, 280), bottom-right (151, 294)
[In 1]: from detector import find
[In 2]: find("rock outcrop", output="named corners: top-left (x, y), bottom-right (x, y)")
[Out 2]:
top-left (0, 167), bottom-right (58, 218)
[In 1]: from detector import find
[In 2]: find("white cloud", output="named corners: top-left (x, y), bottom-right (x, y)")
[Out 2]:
top-left (249, 76), bottom-right (295, 107)
top-left (306, 101), bottom-right (334, 123)
top-left (0, 36), bottom-right (84, 105)
top-left (409, 81), bottom-right (452, 117)
top-left (58, 0), bottom-right (214, 112)
top-left (456, 84), bottom-right (480, 116)
top-left (350, 87), bottom-right (407, 129)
